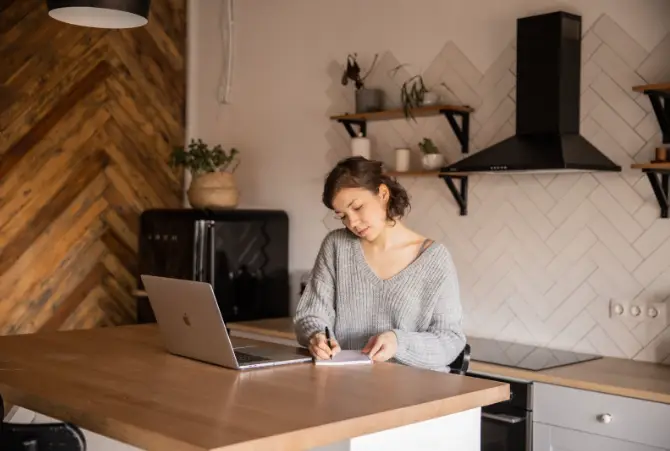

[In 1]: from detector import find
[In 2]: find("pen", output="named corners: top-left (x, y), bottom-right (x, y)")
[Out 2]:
top-left (325, 326), bottom-right (332, 354)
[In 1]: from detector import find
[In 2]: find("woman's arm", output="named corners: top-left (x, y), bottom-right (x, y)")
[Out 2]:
top-left (392, 264), bottom-right (466, 371)
top-left (293, 233), bottom-right (338, 347)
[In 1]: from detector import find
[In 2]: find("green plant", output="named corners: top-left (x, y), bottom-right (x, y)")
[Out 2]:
top-left (341, 53), bottom-right (378, 90)
top-left (391, 64), bottom-right (448, 121)
top-left (419, 138), bottom-right (439, 155)
top-left (399, 75), bottom-right (428, 120)
top-left (170, 139), bottom-right (239, 175)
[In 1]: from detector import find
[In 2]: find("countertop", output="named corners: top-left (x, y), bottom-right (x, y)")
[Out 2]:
top-left (0, 324), bottom-right (509, 451)
top-left (227, 317), bottom-right (670, 405)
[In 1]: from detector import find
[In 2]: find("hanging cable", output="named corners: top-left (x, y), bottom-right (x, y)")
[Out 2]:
top-left (217, 0), bottom-right (234, 104)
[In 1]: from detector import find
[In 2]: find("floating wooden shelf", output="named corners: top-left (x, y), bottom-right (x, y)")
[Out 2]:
top-left (631, 162), bottom-right (670, 170)
top-left (385, 170), bottom-right (470, 177)
top-left (330, 104), bottom-right (474, 122)
top-left (331, 104), bottom-right (474, 216)
top-left (631, 162), bottom-right (669, 218)
top-left (632, 83), bottom-right (670, 93)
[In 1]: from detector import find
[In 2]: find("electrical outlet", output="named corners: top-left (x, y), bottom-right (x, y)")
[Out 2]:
top-left (647, 302), bottom-right (668, 327)
top-left (609, 299), bottom-right (626, 318)
top-left (610, 299), bottom-right (645, 323)
top-left (609, 299), bottom-right (668, 326)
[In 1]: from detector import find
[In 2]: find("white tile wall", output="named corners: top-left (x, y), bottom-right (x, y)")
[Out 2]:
top-left (324, 14), bottom-right (670, 364)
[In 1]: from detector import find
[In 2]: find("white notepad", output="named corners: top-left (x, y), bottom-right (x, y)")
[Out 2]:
top-left (314, 350), bottom-right (372, 366)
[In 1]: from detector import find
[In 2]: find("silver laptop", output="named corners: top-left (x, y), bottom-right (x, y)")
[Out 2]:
top-left (140, 275), bottom-right (312, 370)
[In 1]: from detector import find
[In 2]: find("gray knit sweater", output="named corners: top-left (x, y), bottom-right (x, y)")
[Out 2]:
top-left (294, 228), bottom-right (466, 372)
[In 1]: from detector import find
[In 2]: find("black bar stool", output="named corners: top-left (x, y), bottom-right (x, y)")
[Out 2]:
top-left (1, 396), bottom-right (87, 451)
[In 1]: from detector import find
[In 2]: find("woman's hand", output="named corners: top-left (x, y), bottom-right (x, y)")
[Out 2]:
top-left (362, 331), bottom-right (398, 362)
top-left (309, 332), bottom-right (341, 360)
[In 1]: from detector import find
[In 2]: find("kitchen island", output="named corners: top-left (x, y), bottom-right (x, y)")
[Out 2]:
top-left (227, 318), bottom-right (670, 451)
top-left (0, 324), bottom-right (508, 451)
top-left (227, 317), bottom-right (670, 404)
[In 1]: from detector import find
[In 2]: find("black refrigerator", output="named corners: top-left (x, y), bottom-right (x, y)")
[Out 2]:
top-left (136, 208), bottom-right (290, 324)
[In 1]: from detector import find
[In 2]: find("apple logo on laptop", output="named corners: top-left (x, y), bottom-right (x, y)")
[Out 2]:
top-left (182, 313), bottom-right (191, 326)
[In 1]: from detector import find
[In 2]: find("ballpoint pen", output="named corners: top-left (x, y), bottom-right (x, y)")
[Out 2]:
top-left (325, 326), bottom-right (333, 357)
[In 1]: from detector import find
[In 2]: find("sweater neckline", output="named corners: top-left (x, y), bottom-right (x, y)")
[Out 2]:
top-left (354, 237), bottom-right (438, 284)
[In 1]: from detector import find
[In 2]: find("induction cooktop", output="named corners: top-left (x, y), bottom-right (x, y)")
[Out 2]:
top-left (468, 336), bottom-right (603, 371)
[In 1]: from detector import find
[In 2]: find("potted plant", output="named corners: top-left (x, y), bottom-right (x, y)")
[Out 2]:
top-left (391, 65), bottom-right (445, 121)
top-left (170, 138), bottom-right (240, 209)
top-left (341, 53), bottom-right (384, 113)
top-left (418, 137), bottom-right (444, 170)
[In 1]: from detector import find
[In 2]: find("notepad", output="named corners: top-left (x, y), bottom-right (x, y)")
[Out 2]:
top-left (314, 350), bottom-right (372, 366)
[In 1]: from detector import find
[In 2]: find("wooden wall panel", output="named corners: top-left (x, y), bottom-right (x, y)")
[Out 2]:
top-left (0, 0), bottom-right (185, 335)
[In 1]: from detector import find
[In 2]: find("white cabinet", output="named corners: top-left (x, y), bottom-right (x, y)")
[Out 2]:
top-left (533, 382), bottom-right (670, 451)
top-left (533, 422), bottom-right (666, 451)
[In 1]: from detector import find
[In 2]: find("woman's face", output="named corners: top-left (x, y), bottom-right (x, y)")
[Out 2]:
top-left (331, 185), bottom-right (389, 241)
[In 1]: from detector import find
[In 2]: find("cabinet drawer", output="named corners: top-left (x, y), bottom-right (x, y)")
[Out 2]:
top-left (534, 422), bottom-right (668, 451)
top-left (534, 383), bottom-right (670, 450)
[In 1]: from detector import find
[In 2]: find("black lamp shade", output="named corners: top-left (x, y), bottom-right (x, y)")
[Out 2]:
top-left (46, 0), bottom-right (151, 29)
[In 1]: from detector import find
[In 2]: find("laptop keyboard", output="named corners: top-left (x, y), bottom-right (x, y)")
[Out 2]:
top-left (235, 351), bottom-right (271, 364)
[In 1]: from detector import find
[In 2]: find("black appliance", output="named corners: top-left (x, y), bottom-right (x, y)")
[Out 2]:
top-left (468, 336), bottom-right (602, 371)
top-left (472, 372), bottom-right (533, 451)
top-left (443, 11), bottom-right (621, 174)
top-left (136, 208), bottom-right (290, 324)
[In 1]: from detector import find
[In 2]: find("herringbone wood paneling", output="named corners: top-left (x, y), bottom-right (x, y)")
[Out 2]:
top-left (0, 0), bottom-right (185, 335)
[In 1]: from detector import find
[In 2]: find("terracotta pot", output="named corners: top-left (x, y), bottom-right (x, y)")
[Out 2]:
top-left (187, 172), bottom-right (239, 209)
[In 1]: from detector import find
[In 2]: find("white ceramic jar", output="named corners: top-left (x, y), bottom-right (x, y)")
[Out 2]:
top-left (395, 148), bottom-right (410, 171)
top-left (350, 133), bottom-right (371, 159)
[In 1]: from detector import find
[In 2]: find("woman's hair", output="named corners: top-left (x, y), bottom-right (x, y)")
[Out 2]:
top-left (322, 156), bottom-right (411, 222)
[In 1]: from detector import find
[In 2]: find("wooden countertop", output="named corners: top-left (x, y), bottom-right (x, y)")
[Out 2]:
top-left (0, 324), bottom-right (509, 451)
top-left (228, 318), bottom-right (670, 405)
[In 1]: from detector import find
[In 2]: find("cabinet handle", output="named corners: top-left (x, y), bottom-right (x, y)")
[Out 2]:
top-left (597, 413), bottom-right (612, 424)
top-left (481, 412), bottom-right (525, 424)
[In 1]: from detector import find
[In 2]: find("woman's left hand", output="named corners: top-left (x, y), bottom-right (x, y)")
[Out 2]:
top-left (362, 331), bottom-right (398, 362)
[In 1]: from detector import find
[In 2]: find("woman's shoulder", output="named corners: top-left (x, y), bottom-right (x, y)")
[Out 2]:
top-left (421, 241), bottom-right (458, 275)
top-left (322, 227), bottom-right (357, 248)
top-left (313, 228), bottom-right (357, 261)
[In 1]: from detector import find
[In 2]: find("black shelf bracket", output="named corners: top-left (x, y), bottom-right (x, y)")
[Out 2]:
top-left (440, 174), bottom-right (469, 216)
top-left (642, 169), bottom-right (669, 218)
top-left (337, 119), bottom-right (367, 138)
top-left (440, 110), bottom-right (470, 216)
top-left (641, 89), bottom-right (670, 144)
top-left (441, 109), bottom-right (470, 153)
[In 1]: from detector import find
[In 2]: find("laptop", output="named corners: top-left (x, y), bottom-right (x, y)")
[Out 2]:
top-left (140, 275), bottom-right (312, 370)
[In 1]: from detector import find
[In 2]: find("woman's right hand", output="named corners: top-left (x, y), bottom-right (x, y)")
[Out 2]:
top-left (309, 332), bottom-right (341, 360)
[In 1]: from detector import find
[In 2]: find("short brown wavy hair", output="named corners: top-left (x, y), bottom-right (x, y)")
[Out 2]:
top-left (322, 156), bottom-right (411, 223)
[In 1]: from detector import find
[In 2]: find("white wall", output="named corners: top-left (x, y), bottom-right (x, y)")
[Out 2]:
top-left (188, 0), bottom-right (670, 363)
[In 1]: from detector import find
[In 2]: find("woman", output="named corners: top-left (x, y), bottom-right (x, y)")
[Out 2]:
top-left (293, 156), bottom-right (466, 372)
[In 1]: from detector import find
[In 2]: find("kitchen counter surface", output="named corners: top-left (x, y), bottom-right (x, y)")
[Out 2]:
top-left (0, 324), bottom-right (509, 451)
top-left (228, 317), bottom-right (670, 405)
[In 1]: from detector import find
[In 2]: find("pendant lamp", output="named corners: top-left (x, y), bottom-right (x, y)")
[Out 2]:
top-left (46, 0), bottom-right (151, 29)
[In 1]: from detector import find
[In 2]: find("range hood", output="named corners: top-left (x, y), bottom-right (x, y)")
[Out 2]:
top-left (443, 11), bottom-right (621, 174)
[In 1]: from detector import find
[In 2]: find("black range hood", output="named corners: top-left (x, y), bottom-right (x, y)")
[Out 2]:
top-left (443, 11), bottom-right (621, 174)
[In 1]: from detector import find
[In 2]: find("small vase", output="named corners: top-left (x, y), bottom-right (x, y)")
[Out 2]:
top-left (421, 153), bottom-right (444, 170)
top-left (188, 172), bottom-right (239, 209)
top-left (355, 88), bottom-right (384, 113)
top-left (350, 133), bottom-right (371, 159)
top-left (395, 148), bottom-right (411, 172)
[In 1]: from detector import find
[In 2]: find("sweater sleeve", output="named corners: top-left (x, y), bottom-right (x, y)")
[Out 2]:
top-left (391, 256), bottom-right (466, 371)
top-left (293, 232), bottom-right (337, 347)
